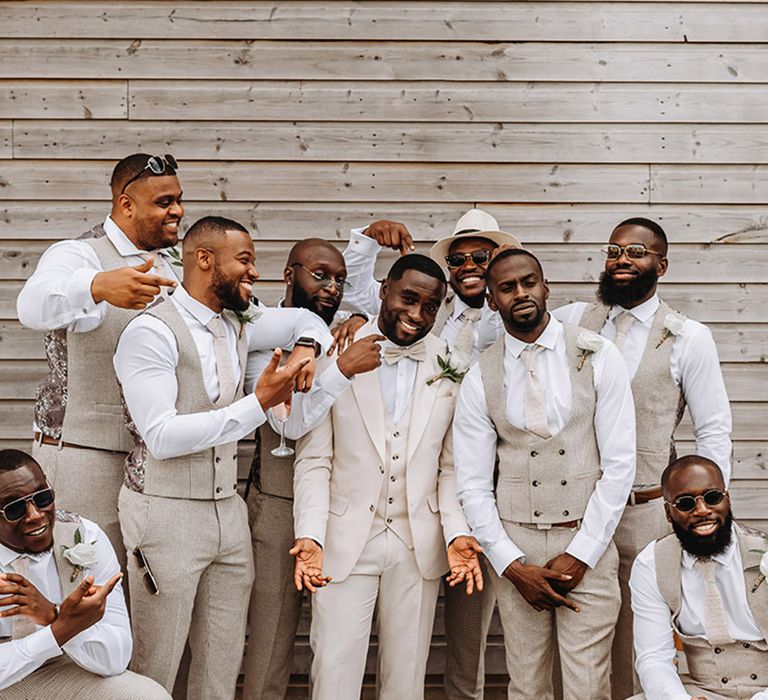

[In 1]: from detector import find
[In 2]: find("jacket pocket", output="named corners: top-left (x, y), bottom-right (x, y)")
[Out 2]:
top-left (329, 492), bottom-right (350, 516)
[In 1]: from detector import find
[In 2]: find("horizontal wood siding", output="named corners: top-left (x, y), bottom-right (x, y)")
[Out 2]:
top-left (0, 1), bottom-right (765, 686)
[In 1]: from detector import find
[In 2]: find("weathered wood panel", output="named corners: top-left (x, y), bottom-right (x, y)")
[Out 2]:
top-left (15, 121), bottom-right (768, 164)
top-left (1, 41), bottom-right (767, 82)
top-left (0, 119), bottom-right (11, 157)
top-left (3, 202), bottom-right (768, 243)
top-left (3, 3), bottom-right (767, 42)
top-left (0, 79), bottom-right (126, 119)
top-left (130, 81), bottom-right (768, 123)
top-left (2, 278), bottom-right (766, 324)
top-left (3, 239), bottom-right (764, 284)
top-left (651, 165), bottom-right (768, 204)
top-left (0, 161), bottom-right (651, 203)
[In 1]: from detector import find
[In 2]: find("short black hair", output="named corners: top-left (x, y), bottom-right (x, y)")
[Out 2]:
top-left (485, 248), bottom-right (544, 281)
top-left (109, 153), bottom-right (177, 195)
top-left (613, 217), bottom-right (668, 255)
top-left (661, 454), bottom-right (724, 492)
top-left (0, 449), bottom-right (39, 474)
top-left (183, 216), bottom-right (249, 250)
top-left (387, 253), bottom-right (446, 286)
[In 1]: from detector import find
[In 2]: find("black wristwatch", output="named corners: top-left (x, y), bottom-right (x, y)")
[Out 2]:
top-left (295, 336), bottom-right (321, 357)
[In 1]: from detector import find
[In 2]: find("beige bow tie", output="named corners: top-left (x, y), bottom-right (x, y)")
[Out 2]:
top-left (383, 340), bottom-right (427, 365)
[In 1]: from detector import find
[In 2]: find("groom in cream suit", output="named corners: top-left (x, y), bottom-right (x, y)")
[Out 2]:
top-left (292, 253), bottom-right (484, 700)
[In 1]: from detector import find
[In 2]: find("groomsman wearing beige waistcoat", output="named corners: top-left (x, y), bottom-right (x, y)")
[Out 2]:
top-left (292, 254), bottom-right (484, 700)
top-left (340, 211), bottom-right (522, 699)
top-left (553, 217), bottom-right (733, 699)
top-left (455, 248), bottom-right (637, 700)
top-left (113, 216), bottom-right (332, 698)
top-left (0, 449), bottom-right (170, 699)
top-left (242, 238), bottom-right (382, 700)
top-left (16, 153), bottom-right (183, 567)
top-left (629, 455), bottom-right (768, 700)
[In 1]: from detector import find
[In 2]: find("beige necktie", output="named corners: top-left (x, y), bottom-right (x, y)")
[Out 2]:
top-left (10, 556), bottom-right (37, 640)
top-left (453, 308), bottom-right (482, 356)
top-left (206, 315), bottom-right (237, 406)
top-left (520, 344), bottom-right (551, 439)
top-left (612, 310), bottom-right (636, 352)
top-left (694, 558), bottom-right (734, 645)
top-left (383, 339), bottom-right (427, 365)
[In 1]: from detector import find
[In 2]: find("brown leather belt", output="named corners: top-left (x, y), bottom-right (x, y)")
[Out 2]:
top-left (33, 432), bottom-right (122, 454)
top-left (627, 485), bottom-right (663, 506)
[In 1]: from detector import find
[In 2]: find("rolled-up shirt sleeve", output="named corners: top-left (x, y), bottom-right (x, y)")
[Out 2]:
top-left (341, 228), bottom-right (383, 316)
top-left (454, 365), bottom-right (525, 576)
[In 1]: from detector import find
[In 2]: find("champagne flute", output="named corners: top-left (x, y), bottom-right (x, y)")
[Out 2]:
top-left (270, 402), bottom-right (294, 457)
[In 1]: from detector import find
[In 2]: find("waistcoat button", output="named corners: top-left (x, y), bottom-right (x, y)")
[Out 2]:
top-left (751, 674), bottom-right (758, 680)
top-left (533, 510), bottom-right (541, 517)
top-left (561, 480), bottom-right (567, 486)
top-left (714, 647), bottom-right (721, 654)
top-left (721, 678), bottom-right (728, 684)
top-left (532, 480), bottom-right (540, 487)
top-left (563, 510), bottom-right (569, 516)
top-left (215, 456), bottom-right (221, 463)
top-left (531, 450), bottom-right (538, 457)
top-left (369, 504), bottom-right (374, 512)
top-left (388, 497), bottom-right (393, 504)
top-left (215, 486), bottom-right (222, 493)
top-left (386, 518), bottom-right (393, 524)
top-left (744, 643), bottom-right (751, 648)
top-left (394, 431), bottom-right (400, 438)
top-left (393, 455), bottom-right (399, 460)
top-left (558, 449), bottom-right (565, 455)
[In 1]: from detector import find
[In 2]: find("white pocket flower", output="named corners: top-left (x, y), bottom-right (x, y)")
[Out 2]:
top-left (577, 331), bottom-right (603, 353)
top-left (664, 313), bottom-right (686, 336)
top-left (62, 542), bottom-right (97, 569)
top-left (760, 551), bottom-right (768, 579)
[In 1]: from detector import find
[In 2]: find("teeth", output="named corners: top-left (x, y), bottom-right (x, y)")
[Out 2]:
top-left (461, 276), bottom-right (482, 283)
top-left (400, 320), bottom-right (418, 331)
top-left (26, 526), bottom-right (46, 536)
top-left (241, 282), bottom-right (253, 292)
top-left (692, 522), bottom-right (717, 534)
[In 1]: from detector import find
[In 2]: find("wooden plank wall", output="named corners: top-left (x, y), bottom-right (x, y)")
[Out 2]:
top-left (0, 1), bottom-right (766, 691)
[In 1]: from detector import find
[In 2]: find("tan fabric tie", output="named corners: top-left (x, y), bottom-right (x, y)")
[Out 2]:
top-left (383, 339), bottom-right (427, 365)
top-left (206, 315), bottom-right (237, 406)
top-left (520, 344), bottom-right (551, 439)
top-left (453, 308), bottom-right (482, 356)
top-left (10, 556), bottom-right (37, 640)
top-left (694, 558), bottom-right (734, 645)
top-left (612, 310), bottom-right (636, 352)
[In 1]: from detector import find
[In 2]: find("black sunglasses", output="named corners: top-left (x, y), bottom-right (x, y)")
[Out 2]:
top-left (1, 486), bottom-right (55, 522)
top-left (444, 249), bottom-right (492, 269)
top-left (120, 154), bottom-right (179, 195)
top-left (132, 547), bottom-right (160, 595)
top-left (665, 489), bottom-right (727, 513)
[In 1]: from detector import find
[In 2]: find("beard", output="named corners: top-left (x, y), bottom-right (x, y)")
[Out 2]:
top-left (505, 302), bottom-right (546, 332)
top-left (211, 263), bottom-right (249, 312)
top-left (672, 508), bottom-right (733, 558)
top-left (289, 283), bottom-right (338, 325)
top-left (597, 266), bottom-right (658, 308)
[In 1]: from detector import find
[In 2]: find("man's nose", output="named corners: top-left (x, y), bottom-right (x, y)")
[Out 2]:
top-left (692, 496), bottom-right (711, 516)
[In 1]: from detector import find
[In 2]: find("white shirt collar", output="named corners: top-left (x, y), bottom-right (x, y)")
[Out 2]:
top-left (172, 284), bottom-right (220, 328)
top-left (0, 541), bottom-right (50, 567)
top-left (503, 314), bottom-right (561, 359)
top-left (608, 293), bottom-right (660, 325)
top-left (450, 294), bottom-right (489, 321)
top-left (681, 525), bottom-right (739, 570)
top-left (102, 216), bottom-right (147, 258)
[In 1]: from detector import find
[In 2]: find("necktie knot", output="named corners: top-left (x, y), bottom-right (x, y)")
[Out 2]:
top-left (206, 315), bottom-right (227, 338)
top-left (383, 340), bottom-right (427, 365)
top-left (459, 308), bottom-right (482, 323)
top-left (612, 310), bottom-right (636, 351)
top-left (694, 557), bottom-right (717, 582)
top-left (520, 344), bottom-right (543, 372)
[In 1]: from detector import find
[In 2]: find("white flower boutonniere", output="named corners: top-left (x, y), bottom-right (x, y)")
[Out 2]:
top-left (160, 245), bottom-right (184, 270)
top-left (234, 302), bottom-right (263, 338)
top-left (655, 313), bottom-right (685, 349)
top-left (749, 536), bottom-right (768, 593)
top-left (427, 346), bottom-right (472, 386)
top-left (61, 528), bottom-right (97, 582)
top-left (576, 331), bottom-right (603, 371)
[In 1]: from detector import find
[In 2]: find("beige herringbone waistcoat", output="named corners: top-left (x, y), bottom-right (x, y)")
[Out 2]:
top-left (121, 297), bottom-right (247, 500)
top-left (654, 526), bottom-right (768, 699)
top-left (478, 324), bottom-right (601, 526)
top-left (580, 300), bottom-right (686, 486)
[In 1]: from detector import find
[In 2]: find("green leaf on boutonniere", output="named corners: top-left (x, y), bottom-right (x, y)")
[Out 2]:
top-left (74, 527), bottom-right (82, 545)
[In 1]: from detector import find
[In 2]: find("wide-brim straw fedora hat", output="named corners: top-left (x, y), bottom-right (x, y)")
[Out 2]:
top-left (429, 209), bottom-right (523, 265)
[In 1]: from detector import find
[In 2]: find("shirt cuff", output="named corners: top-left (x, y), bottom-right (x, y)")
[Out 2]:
top-left (565, 530), bottom-right (606, 569)
top-left (348, 228), bottom-right (382, 255)
top-left (239, 392), bottom-right (268, 427)
top-left (66, 267), bottom-right (102, 316)
top-left (296, 533), bottom-right (325, 548)
top-left (487, 539), bottom-right (526, 577)
top-left (446, 530), bottom-right (472, 548)
top-left (323, 360), bottom-right (354, 393)
top-left (24, 626), bottom-right (64, 662)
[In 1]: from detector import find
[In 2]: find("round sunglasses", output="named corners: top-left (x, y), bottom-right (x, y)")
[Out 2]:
top-left (665, 489), bottom-right (727, 513)
top-left (120, 153), bottom-right (179, 195)
top-left (444, 249), bottom-right (492, 269)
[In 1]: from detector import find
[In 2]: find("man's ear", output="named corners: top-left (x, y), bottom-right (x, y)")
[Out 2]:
top-left (284, 266), bottom-right (294, 286)
top-left (379, 279), bottom-right (389, 300)
top-left (657, 257), bottom-right (669, 279)
top-left (195, 247), bottom-right (214, 271)
top-left (663, 502), bottom-right (673, 524)
top-left (116, 193), bottom-right (134, 219)
top-left (487, 290), bottom-right (498, 312)
top-left (543, 278), bottom-right (550, 301)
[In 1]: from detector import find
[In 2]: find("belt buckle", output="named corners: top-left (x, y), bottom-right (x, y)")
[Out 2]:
top-left (629, 491), bottom-right (638, 506)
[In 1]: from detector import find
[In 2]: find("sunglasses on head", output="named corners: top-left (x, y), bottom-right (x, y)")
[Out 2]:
top-left (120, 154), bottom-right (179, 195)
top-left (665, 489), bottom-right (727, 512)
top-left (445, 249), bottom-right (492, 269)
top-left (601, 243), bottom-right (664, 260)
top-left (1, 486), bottom-right (55, 522)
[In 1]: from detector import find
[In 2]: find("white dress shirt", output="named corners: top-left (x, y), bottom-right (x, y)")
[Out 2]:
top-left (454, 315), bottom-right (636, 575)
top-left (16, 216), bottom-right (180, 333)
top-left (376, 337), bottom-right (418, 425)
top-left (630, 528), bottom-right (767, 700)
top-left (0, 518), bottom-right (131, 690)
top-left (342, 228), bottom-right (503, 360)
top-left (114, 284), bottom-right (332, 460)
top-left (553, 294), bottom-right (732, 484)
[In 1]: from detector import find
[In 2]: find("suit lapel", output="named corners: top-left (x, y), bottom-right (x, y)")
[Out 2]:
top-left (349, 321), bottom-right (387, 462)
top-left (738, 526), bottom-right (768, 637)
top-left (406, 338), bottom-right (442, 461)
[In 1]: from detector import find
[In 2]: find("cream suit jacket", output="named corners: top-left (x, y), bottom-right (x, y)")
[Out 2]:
top-left (293, 326), bottom-right (469, 583)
